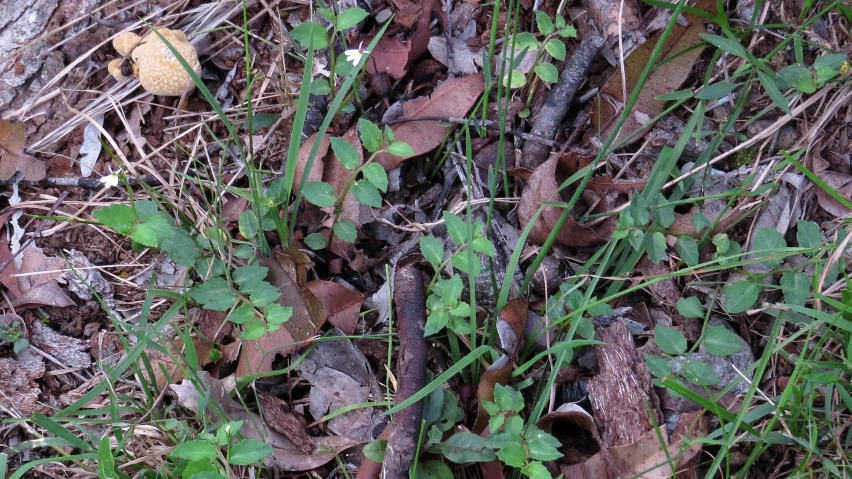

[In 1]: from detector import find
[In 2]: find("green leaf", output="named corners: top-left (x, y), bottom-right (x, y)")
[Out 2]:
top-left (544, 38), bottom-right (566, 61)
top-left (677, 236), bottom-right (699, 266)
top-left (646, 356), bottom-right (672, 377)
top-left (359, 119), bottom-right (382, 152)
top-left (796, 220), bottom-right (822, 249)
top-left (451, 252), bottom-right (481, 276)
top-left (676, 297), bottom-right (704, 319)
top-left (535, 11), bottom-right (554, 35)
top-left (330, 137), bottom-right (360, 170)
top-left (780, 271), bottom-right (810, 308)
top-left (336, 7), bottom-right (369, 30)
top-left (228, 439), bottom-right (274, 465)
top-left (247, 282), bottom-right (281, 308)
top-left (652, 203), bottom-right (675, 228)
top-left (442, 433), bottom-right (496, 463)
top-left (534, 63), bottom-right (559, 83)
top-left (526, 434), bottom-right (562, 461)
top-left (704, 326), bottom-right (742, 356)
top-left (418, 459), bottom-right (454, 479)
top-left (190, 278), bottom-right (237, 311)
top-left (699, 33), bottom-right (749, 58)
top-left (757, 71), bottom-right (791, 114)
top-left (655, 325), bottom-right (687, 355)
top-left (362, 163), bottom-right (388, 192)
top-left (777, 64), bottom-right (816, 93)
top-left (628, 229), bottom-right (645, 252)
top-left (712, 233), bottom-right (730, 254)
top-left (692, 211), bottom-right (710, 233)
top-left (244, 113), bottom-right (279, 133)
top-left (496, 443), bottom-right (527, 467)
top-left (494, 384), bottom-right (524, 413)
top-left (723, 281), bottom-right (760, 313)
top-left (522, 461), bottom-right (551, 479)
top-left (134, 200), bottom-right (158, 220)
top-left (471, 237), bottom-right (495, 257)
top-left (503, 69), bottom-right (527, 89)
top-left (646, 231), bottom-right (667, 264)
top-left (238, 210), bottom-right (260, 239)
top-left (170, 440), bottom-right (217, 461)
top-left (385, 141), bottom-right (415, 157)
top-left (443, 212), bottom-right (468, 245)
top-left (657, 90), bottom-right (694, 101)
top-left (334, 220), bottom-right (357, 243)
top-left (814, 53), bottom-right (847, 83)
top-left (291, 22), bottom-right (329, 50)
top-left (94, 204), bottom-right (136, 234)
top-left (266, 303), bottom-right (293, 326)
top-left (241, 320), bottom-right (266, 340)
top-left (512, 32), bottom-right (538, 50)
top-left (160, 229), bottom-right (201, 267)
top-left (752, 227), bottom-right (786, 268)
top-left (233, 265), bottom-right (268, 288)
top-left (305, 232), bottom-right (327, 250)
top-left (696, 81), bottom-right (742, 100)
top-left (228, 304), bottom-right (255, 324)
top-left (302, 181), bottom-right (338, 207)
top-left (559, 25), bottom-right (577, 37)
top-left (682, 359), bottom-right (720, 386)
top-left (131, 213), bottom-right (174, 247)
top-left (97, 435), bottom-right (116, 479)
top-left (310, 79), bottom-right (332, 95)
top-left (628, 194), bottom-right (650, 225)
top-left (420, 236), bottom-right (444, 267)
top-left (425, 309), bottom-right (450, 336)
top-left (363, 440), bottom-right (387, 462)
top-left (352, 180), bottom-right (383, 207)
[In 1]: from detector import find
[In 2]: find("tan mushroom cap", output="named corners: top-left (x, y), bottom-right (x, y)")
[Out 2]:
top-left (113, 32), bottom-right (141, 57)
top-left (107, 59), bottom-right (125, 80)
top-left (131, 28), bottom-right (202, 97)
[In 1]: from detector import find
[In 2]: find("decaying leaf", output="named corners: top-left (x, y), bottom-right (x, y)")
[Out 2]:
top-left (518, 154), bottom-right (617, 248)
top-left (0, 119), bottom-right (45, 181)
top-left (375, 74), bottom-right (486, 170)
top-left (590, 0), bottom-right (714, 145)
top-left (363, 0), bottom-right (433, 79)
top-left (171, 371), bottom-right (362, 471)
top-left (306, 280), bottom-right (366, 335)
top-left (807, 144), bottom-right (852, 217)
top-left (0, 238), bottom-right (74, 309)
top-left (236, 248), bottom-right (327, 377)
top-left (295, 133), bottom-right (331, 195)
top-left (258, 392), bottom-right (316, 454)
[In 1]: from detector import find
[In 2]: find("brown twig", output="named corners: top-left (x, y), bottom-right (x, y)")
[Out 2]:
top-left (522, 36), bottom-right (604, 168)
top-left (381, 265), bottom-right (429, 479)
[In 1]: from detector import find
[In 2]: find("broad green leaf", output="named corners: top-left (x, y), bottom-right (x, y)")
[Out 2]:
top-left (170, 440), bottom-right (217, 461)
top-left (646, 231), bottom-right (667, 264)
top-left (451, 252), bottom-right (481, 276)
top-left (247, 282), bottom-right (281, 308)
top-left (266, 303), bottom-right (293, 325)
top-left (780, 271), bottom-right (810, 308)
top-left (352, 180), bottom-right (383, 207)
top-left (646, 356), bottom-right (672, 377)
top-left (359, 119), bottom-right (382, 152)
top-left (228, 303), bottom-right (255, 324)
top-left (238, 210), bottom-right (260, 239)
top-left (334, 220), bottom-right (357, 243)
top-left (420, 236), bottom-right (444, 267)
top-left (496, 442), bottom-right (527, 467)
top-left (363, 440), bottom-right (387, 462)
top-left (723, 281), bottom-right (760, 313)
top-left (425, 309), bottom-right (450, 336)
top-left (441, 433), bottom-right (496, 463)
top-left (682, 359), bottom-right (720, 386)
top-left (160, 229), bottom-right (200, 267)
top-left (696, 81), bottom-right (742, 100)
top-left (752, 227), bottom-right (786, 268)
top-left (305, 232), bottom-right (327, 250)
top-left (336, 7), bottom-right (369, 30)
top-left (628, 229), bottom-right (645, 252)
top-left (522, 461), bottom-right (552, 479)
top-left (94, 204), bottom-right (135, 234)
top-left (302, 181), bottom-right (338, 207)
top-left (704, 326), bottom-right (742, 356)
top-left (655, 325), bottom-right (687, 355)
top-left (512, 32), bottom-right (538, 50)
top-left (471, 237), bottom-right (495, 257)
top-left (241, 320), bottom-right (266, 340)
top-left (534, 63), bottom-right (559, 83)
top-left (777, 64), bottom-right (816, 93)
top-left (330, 137), bottom-right (361, 169)
top-left (535, 11), bottom-right (554, 35)
top-left (228, 439), bottom-right (274, 465)
top-left (386, 141), bottom-right (415, 157)
top-left (544, 38), bottom-right (566, 61)
top-left (677, 236), bottom-right (699, 266)
top-left (362, 163), bottom-right (388, 192)
top-left (676, 297), bottom-right (704, 319)
top-left (814, 53), bottom-right (847, 83)
top-left (503, 69), bottom-right (527, 89)
top-left (244, 113), bottom-right (279, 133)
top-left (442, 212), bottom-right (468, 245)
top-left (233, 265), bottom-right (268, 288)
top-left (190, 278), bottom-right (237, 311)
top-left (419, 459), bottom-right (454, 479)
top-left (692, 211), bottom-right (710, 233)
top-left (628, 192), bottom-right (650, 225)
top-left (796, 220), bottom-right (822, 249)
top-left (292, 22), bottom-right (329, 50)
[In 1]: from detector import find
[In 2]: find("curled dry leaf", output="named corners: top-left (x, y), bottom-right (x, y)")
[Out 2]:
top-left (0, 229), bottom-right (73, 310)
top-left (0, 119), bottom-right (45, 181)
top-left (363, 0), bottom-right (433, 79)
top-left (306, 280), bottom-right (366, 335)
top-left (375, 74), bottom-right (486, 170)
top-left (236, 248), bottom-right (328, 377)
top-left (171, 371), bottom-right (362, 471)
top-left (518, 154), bottom-right (617, 248)
top-left (807, 143), bottom-right (852, 217)
top-left (590, 0), bottom-right (714, 145)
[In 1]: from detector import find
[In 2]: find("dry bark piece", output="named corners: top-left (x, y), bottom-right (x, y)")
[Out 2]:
top-left (583, 0), bottom-right (645, 65)
top-left (27, 317), bottom-right (92, 369)
top-left (130, 29), bottom-right (202, 96)
top-left (522, 36), bottom-right (604, 169)
top-left (258, 392), bottom-right (316, 454)
top-left (375, 74), bottom-right (486, 170)
top-left (382, 266), bottom-right (429, 479)
top-left (590, 0), bottom-right (715, 146)
top-left (0, 119), bottom-right (46, 181)
top-left (0, 355), bottom-right (44, 416)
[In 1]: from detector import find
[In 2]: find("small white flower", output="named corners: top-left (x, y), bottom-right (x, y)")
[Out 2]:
top-left (99, 167), bottom-right (122, 188)
top-left (344, 42), bottom-right (369, 66)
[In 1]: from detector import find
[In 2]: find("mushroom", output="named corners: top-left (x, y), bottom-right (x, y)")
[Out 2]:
top-left (107, 59), bottom-right (125, 81)
top-left (130, 28), bottom-right (201, 97)
top-left (112, 32), bottom-right (141, 57)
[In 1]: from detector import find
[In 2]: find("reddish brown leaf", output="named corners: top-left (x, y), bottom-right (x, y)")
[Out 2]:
top-left (306, 280), bottom-right (366, 335)
top-left (472, 354), bottom-right (513, 434)
top-left (807, 145), bottom-right (852, 217)
top-left (363, 0), bottom-right (433, 80)
top-left (0, 233), bottom-right (74, 309)
top-left (294, 133), bottom-right (331, 195)
top-left (375, 74), bottom-right (486, 170)
top-left (496, 298), bottom-right (528, 355)
top-left (590, 0), bottom-right (715, 145)
top-left (0, 119), bottom-right (45, 181)
top-left (518, 156), bottom-right (616, 248)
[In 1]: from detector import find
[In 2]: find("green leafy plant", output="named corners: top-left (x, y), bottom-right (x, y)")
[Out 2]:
top-left (168, 420), bottom-right (274, 477)
top-left (502, 13), bottom-right (577, 89)
top-left (0, 319), bottom-right (28, 355)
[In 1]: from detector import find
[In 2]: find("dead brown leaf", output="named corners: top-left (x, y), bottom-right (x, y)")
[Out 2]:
top-left (306, 280), bottom-right (366, 335)
top-left (259, 392), bottom-right (316, 454)
top-left (0, 119), bottom-right (46, 181)
top-left (375, 74), bottom-right (486, 169)
top-left (0, 235), bottom-right (74, 309)
top-left (590, 0), bottom-right (715, 145)
top-left (295, 133), bottom-right (331, 195)
top-left (807, 144), bottom-right (852, 217)
top-left (363, 0), bottom-right (433, 79)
